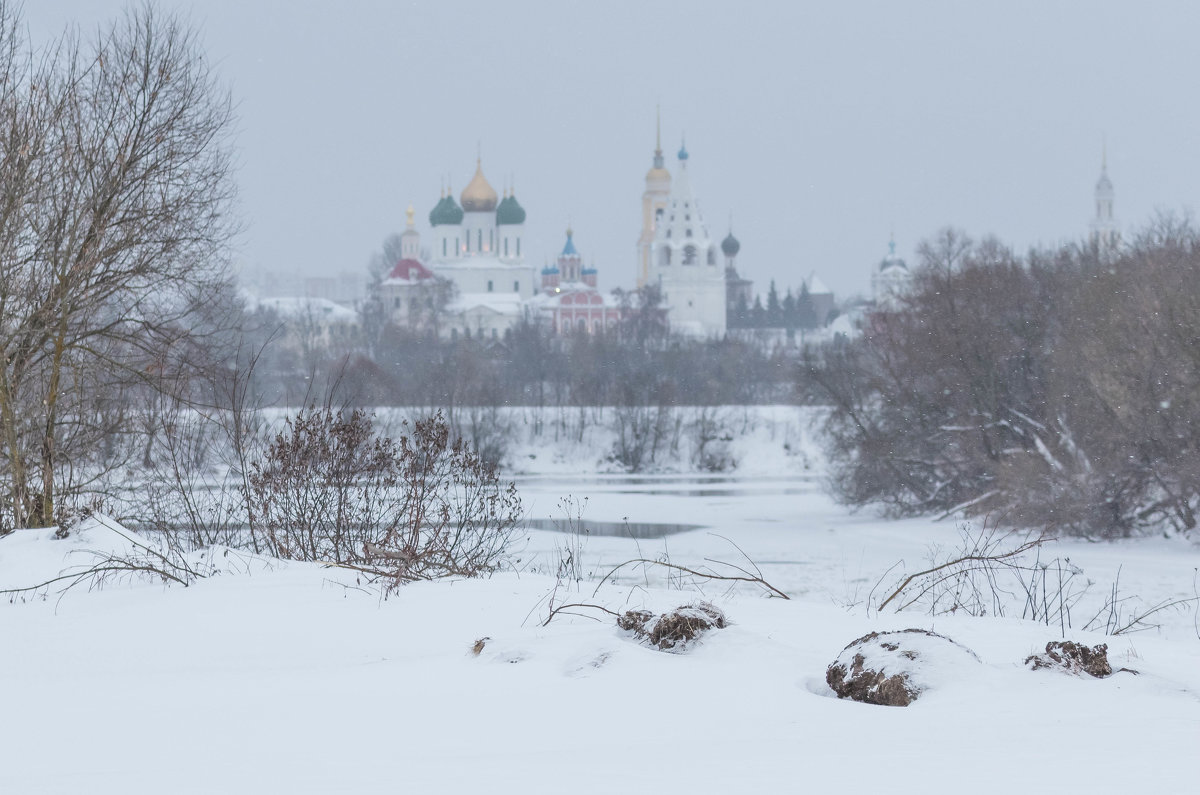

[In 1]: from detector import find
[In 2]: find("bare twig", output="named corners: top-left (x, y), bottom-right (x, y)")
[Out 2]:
top-left (542, 602), bottom-right (621, 626)
top-left (593, 557), bottom-right (789, 600)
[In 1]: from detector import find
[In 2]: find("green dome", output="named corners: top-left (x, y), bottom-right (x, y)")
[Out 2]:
top-left (496, 194), bottom-right (526, 225)
top-left (721, 232), bottom-right (740, 257)
top-left (429, 195), bottom-right (463, 226)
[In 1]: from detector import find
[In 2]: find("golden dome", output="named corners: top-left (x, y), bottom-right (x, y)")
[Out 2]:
top-left (645, 165), bottom-right (671, 183)
top-left (461, 158), bottom-right (498, 212)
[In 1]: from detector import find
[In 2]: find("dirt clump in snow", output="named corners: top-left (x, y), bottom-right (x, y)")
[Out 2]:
top-left (617, 602), bottom-right (727, 651)
top-left (1025, 641), bottom-right (1114, 678)
top-left (826, 629), bottom-right (980, 707)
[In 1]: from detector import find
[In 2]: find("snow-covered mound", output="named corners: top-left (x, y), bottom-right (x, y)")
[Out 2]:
top-left (826, 628), bottom-right (981, 706)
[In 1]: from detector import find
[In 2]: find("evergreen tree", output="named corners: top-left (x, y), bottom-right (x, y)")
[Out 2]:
top-left (796, 284), bottom-right (818, 330)
top-left (766, 281), bottom-right (782, 327)
top-left (751, 295), bottom-right (767, 329)
top-left (782, 289), bottom-right (797, 330)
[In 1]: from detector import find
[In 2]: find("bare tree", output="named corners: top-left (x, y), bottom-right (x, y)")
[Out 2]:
top-left (0, 3), bottom-right (238, 529)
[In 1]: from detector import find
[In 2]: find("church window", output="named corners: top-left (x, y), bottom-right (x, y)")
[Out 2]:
top-left (661, 247), bottom-right (671, 266)
top-left (685, 215), bottom-right (690, 221)
top-left (656, 208), bottom-right (663, 221)
top-left (667, 229), bottom-right (672, 238)
top-left (683, 245), bottom-right (697, 265)
top-left (517, 238), bottom-right (521, 256)
top-left (394, 297), bottom-right (400, 308)
top-left (451, 328), bottom-right (458, 341)
top-left (442, 239), bottom-right (447, 257)
top-left (686, 229), bottom-right (692, 237)
top-left (477, 230), bottom-right (483, 251)
top-left (504, 238), bottom-right (508, 256)
top-left (487, 280), bottom-right (494, 292)
top-left (707, 247), bottom-right (717, 265)
top-left (514, 280), bottom-right (519, 292)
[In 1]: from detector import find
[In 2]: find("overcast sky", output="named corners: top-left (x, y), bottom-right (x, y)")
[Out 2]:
top-left (23, 1), bottom-right (1200, 299)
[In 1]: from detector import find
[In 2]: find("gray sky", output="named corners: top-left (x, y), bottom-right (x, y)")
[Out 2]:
top-left (24, 1), bottom-right (1200, 299)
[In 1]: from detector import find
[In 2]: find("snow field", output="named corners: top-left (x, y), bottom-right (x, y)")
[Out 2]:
top-left (2, 406), bottom-right (1198, 793)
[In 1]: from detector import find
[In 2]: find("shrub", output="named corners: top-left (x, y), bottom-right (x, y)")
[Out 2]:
top-left (247, 408), bottom-right (521, 584)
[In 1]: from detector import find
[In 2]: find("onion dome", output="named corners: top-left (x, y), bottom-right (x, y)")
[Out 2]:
top-left (879, 237), bottom-right (907, 273)
top-left (496, 193), bottom-right (526, 225)
top-left (461, 158), bottom-right (498, 212)
top-left (561, 227), bottom-right (579, 257)
top-left (677, 139), bottom-right (689, 161)
top-left (429, 193), bottom-right (463, 226)
top-left (721, 231), bottom-right (740, 257)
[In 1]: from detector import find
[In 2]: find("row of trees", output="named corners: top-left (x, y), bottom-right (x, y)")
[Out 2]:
top-left (728, 281), bottom-right (836, 330)
top-left (272, 319), bottom-right (805, 412)
top-left (811, 220), bottom-right (1200, 537)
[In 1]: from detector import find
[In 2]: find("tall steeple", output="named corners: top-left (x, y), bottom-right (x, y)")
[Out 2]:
top-left (653, 105), bottom-right (664, 170)
top-left (401, 202), bottom-right (421, 260)
top-left (638, 108), bottom-right (672, 287)
top-left (1090, 142), bottom-right (1118, 254)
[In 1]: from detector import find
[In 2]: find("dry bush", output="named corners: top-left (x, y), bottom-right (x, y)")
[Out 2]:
top-left (874, 519), bottom-right (1058, 619)
top-left (246, 408), bottom-right (521, 585)
top-left (1025, 641), bottom-right (1113, 678)
top-left (618, 602), bottom-right (728, 651)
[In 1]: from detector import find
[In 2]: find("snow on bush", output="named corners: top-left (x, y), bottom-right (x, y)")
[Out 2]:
top-left (825, 629), bottom-right (981, 706)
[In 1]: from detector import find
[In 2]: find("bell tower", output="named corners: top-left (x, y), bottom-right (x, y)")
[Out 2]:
top-left (637, 107), bottom-right (672, 287)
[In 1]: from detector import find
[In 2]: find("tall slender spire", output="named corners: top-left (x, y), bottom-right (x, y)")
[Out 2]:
top-left (653, 106), bottom-right (665, 170)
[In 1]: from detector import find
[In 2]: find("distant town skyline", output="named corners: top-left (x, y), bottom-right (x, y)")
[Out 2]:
top-left (24, 1), bottom-right (1200, 300)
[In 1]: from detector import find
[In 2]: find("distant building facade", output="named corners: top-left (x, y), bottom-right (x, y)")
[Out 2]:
top-left (643, 142), bottom-right (727, 338)
top-left (531, 229), bottom-right (621, 334)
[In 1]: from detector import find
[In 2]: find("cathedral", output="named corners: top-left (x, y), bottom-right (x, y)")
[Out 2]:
top-left (378, 157), bottom-right (535, 339)
top-left (379, 156), bottom-right (623, 339)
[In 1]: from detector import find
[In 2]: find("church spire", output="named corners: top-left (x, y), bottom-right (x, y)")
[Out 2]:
top-left (1091, 142), bottom-right (1117, 253)
top-left (653, 105), bottom-right (664, 169)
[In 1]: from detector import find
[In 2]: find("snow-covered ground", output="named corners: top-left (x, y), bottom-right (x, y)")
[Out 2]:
top-left (2, 407), bottom-right (1199, 794)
